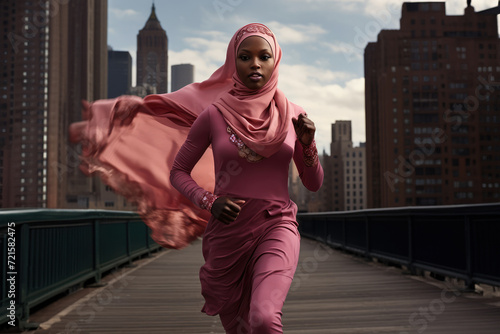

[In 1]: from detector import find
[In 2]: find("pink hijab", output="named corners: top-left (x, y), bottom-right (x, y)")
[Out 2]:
top-left (213, 23), bottom-right (290, 158)
top-left (70, 23), bottom-right (296, 249)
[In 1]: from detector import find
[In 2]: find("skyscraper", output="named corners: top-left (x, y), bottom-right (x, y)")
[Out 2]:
top-left (137, 3), bottom-right (168, 93)
top-left (365, 1), bottom-right (500, 208)
top-left (1, 0), bottom-right (51, 208)
top-left (289, 120), bottom-right (366, 212)
top-left (108, 48), bottom-right (132, 98)
top-left (171, 64), bottom-right (194, 92)
top-left (328, 121), bottom-right (367, 211)
top-left (1, 0), bottom-right (109, 209)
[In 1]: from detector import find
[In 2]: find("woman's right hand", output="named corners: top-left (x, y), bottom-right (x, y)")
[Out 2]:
top-left (211, 197), bottom-right (245, 224)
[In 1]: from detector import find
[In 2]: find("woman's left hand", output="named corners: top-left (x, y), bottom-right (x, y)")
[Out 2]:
top-left (292, 113), bottom-right (316, 146)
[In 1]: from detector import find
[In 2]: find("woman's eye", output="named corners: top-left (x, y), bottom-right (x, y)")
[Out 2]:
top-left (239, 55), bottom-right (249, 61)
top-left (261, 55), bottom-right (271, 61)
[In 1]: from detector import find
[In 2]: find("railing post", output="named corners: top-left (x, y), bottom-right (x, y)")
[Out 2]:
top-left (94, 219), bottom-right (102, 283)
top-left (464, 215), bottom-right (474, 290)
top-left (146, 226), bottom-right (152, 253)
top-left (408, 214), bottom-right (416, 275)
top-left (126, 220), bottom-right (131, 264)
top-left (364, 215), bottom-right (370, 258)
top-left (341, 217), bottom-right (346, 250)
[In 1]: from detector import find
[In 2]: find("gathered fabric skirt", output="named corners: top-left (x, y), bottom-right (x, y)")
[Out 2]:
top-left (199, 197), bottom-right (300, 331)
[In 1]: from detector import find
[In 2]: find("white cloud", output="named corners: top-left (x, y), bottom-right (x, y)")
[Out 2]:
top-left (169, 34), bottom-right (229, 84)
top-left (279, 64), bottom-right (365, 152)
top-left (109, 8), bottom-right (141, 19)
top-left (280, 64), bottom-right (353, 84)
top-left (323, 41), bottom-right (364, 62)
top-left (265, 21), bottom-right (327, 44)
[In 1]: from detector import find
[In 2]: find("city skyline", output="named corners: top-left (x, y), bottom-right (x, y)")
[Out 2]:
top-left (107, 0), bottom-right (500, 153)
top-left (2, 0), bottom-right (499, 210)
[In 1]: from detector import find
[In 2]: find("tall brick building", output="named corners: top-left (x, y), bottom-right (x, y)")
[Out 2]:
top-left (1, 0), bottom-right (108, 208)
top-left (328, 121), bottom-right (367, 211)
top-left (137, 3), bottom-right (169, 93)
top-left (365, 1), bottom-right (500, 208)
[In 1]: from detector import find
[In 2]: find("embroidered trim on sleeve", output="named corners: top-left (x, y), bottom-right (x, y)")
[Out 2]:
top-left (302, 139), bottom-right (319, 167)
top-left (200, 191), bottom-right (219, 212)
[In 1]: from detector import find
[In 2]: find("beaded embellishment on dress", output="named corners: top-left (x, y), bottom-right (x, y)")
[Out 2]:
top-left (227, 126), bottom-right (264, 163)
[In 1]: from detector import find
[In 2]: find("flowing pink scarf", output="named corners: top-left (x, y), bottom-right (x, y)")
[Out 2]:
top-left (69, 23), bottom-right (296, 249)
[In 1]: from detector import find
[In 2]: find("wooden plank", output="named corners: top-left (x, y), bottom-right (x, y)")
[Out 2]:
top-left (26, 238), bottom-right (500, 333)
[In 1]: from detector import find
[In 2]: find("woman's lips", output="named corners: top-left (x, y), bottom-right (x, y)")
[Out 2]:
top-left (249, 73), bottom-right (263, 81)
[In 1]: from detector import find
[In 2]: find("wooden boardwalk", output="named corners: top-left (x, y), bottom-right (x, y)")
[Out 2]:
top-left (25, 238), bottom-right (500, 333)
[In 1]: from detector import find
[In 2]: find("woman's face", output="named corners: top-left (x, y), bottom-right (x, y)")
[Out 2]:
top-left (236, 36), bottom-right (275, 90)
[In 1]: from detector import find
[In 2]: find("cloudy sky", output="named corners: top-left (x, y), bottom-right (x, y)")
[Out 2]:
top-left (108, 0), bottom-right (499, 153)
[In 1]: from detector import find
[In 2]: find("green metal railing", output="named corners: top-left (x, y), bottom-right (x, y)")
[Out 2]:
top-left (0, 209), bottom-right (161, 329)
top-left (297, 203), bottom-right (500, 289)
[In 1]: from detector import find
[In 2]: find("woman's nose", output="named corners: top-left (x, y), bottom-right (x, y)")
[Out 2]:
top-left (250, 58), bottom-right (261, 68)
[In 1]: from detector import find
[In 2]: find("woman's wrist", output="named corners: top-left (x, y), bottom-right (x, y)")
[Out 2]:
top-left (301, 139), bottom-right (319, 167)
top-left (200, 191), bottom-right (219, 212)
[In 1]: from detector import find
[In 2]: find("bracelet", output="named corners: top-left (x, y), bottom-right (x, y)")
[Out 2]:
top-left (200, 191), bottom-right (219, 212)
top-left (302, 139), bottom-right (319, 167)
